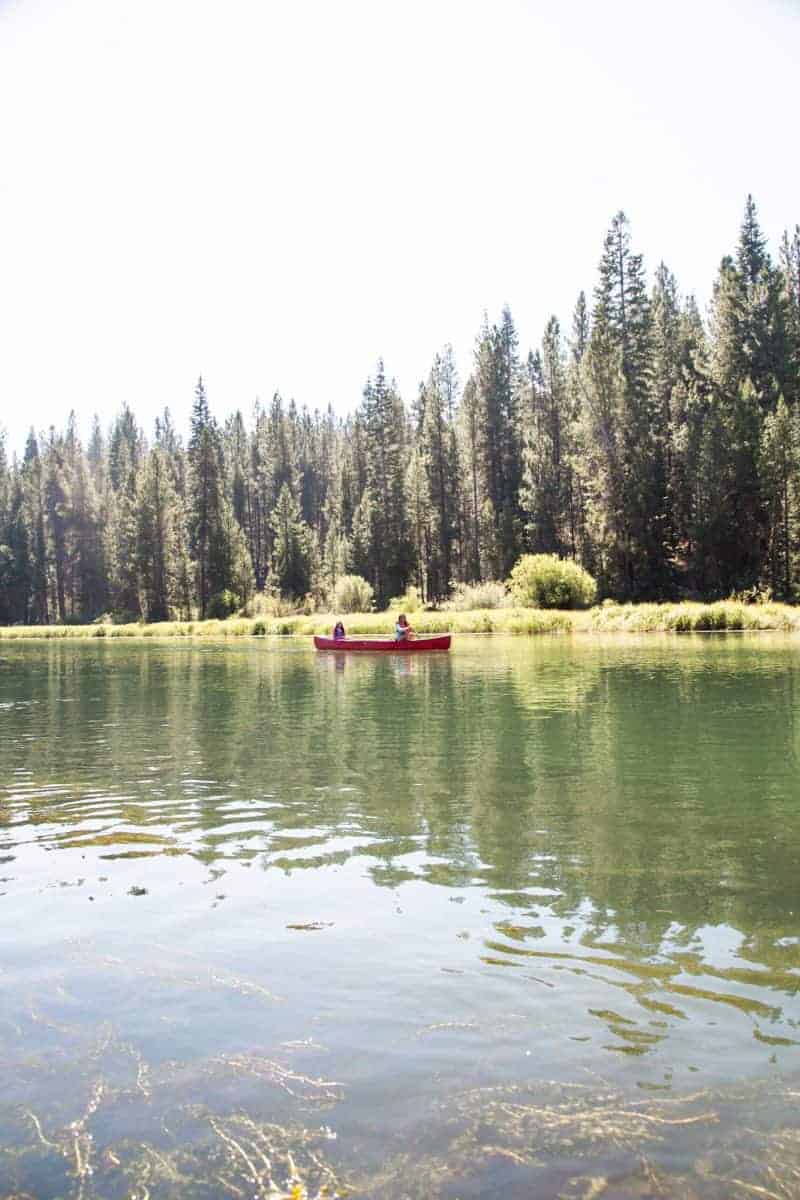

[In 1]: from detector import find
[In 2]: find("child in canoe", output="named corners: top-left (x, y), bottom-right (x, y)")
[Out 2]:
top-left (394, 613), bottom-right (413, 641)
top-left (333, 621), bottom-right (346, 640)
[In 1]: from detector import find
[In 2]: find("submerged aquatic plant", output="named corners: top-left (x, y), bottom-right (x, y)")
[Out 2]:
top-left (5, 1004), bottom-right (800, 1200)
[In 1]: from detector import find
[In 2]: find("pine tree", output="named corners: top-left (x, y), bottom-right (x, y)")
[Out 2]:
top-left (360, 361), bottom-right (411, 603)
top-left (590, 212), bottom-right (668, 596)
top-left (248, 400), bottom-right (273, 590)
top-left (224, 410), bottom-right (249, 523)
top-left (703, 199), bottom-right (791, 593)
top-left (108, 404), bottom-right (141, 491)
top-left (457, 377), bottom-right (482, 580)
top-left (0, 431), bottom-right (10, 551)
top-left (711, 198), bottom-right (790, 415)
top-left (69, 446), bottom-right (107, 619)
top-left (187, 377), bottom-right (221, 618)
top-left (0, 438), bottom-right (30, 624)
top-left (108, 425), bottom-right (141, 619)
top-left (570, 291), bottom-right (590, 364)
top-left (760, 397), bottom-right (798, 599)
top-left (155, 407), bottom-right (185, 493)
top-left (349, 486), bottom-right (374, 584)
top-left (187, 378), bottom-right (254, 615)
top-left (666, 294), bottom-right (709, 585)
top-left (779, 225), bottom-right (800, 405)
top-left (210, 501), bottom-right (255, 613)
top-left (565, 294), bottom-right (592, 563)
top-left (416, 348), bottom-right (459, 598)
top-left (470, 309), bottom-right (524, 576)
top-left (0, 473), bottom-right (31, 624)
top-left (137, 446), bottom-right (183, 621)
top-left (270, 483), bottom-right (311, 600)
top-left (2, 192), bottom-right (796, 619)
top-left (405, 444), bottom-right (429, 598)
top-left (42, 431), bottom-right (70, 622)
top-left (576, 324), bottom-right (626, 595)
top-left (87, 416), bottom-right (105, 486)
top-left (737, 196), bottom-right (791, 408)
top-left (22, 431), bottom-right (49, 623)
top-left (649, 262), bottom-right (685, 575)
top-left (520, 319), bottom-right (573, 557)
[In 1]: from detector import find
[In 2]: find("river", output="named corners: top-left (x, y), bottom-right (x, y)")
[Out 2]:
top-left (1, 636), bottom-right (799, 1197)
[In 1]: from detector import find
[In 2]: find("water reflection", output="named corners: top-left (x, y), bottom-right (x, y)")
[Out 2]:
top-left (1, 637), bottom-right (800, 1196)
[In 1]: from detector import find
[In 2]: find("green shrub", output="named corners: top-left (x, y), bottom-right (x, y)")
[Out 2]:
top-left (445, 580), bottom-right (510, 611)
top-left (110, 610), bottom-right (139, 625)
top-left (250, 590), bottom-right (298, 618)
top-left (508, 554), bottom-right (597, 610)
top-left (332, 574), bottom-right (375, 614)
top-left (252, 620), bottom-right (267, 636)
top-left (387, 585), bottom-right (422, 613)
top-left (207, 590), bottom-right (238, 619)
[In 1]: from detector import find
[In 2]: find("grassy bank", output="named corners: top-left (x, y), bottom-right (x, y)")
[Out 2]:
top-left (1, 600), bottom-right (800, 640)
top-left (580, 600), bottom-right (800, 633)
top-left (0, 608), bottom-right (568, 640)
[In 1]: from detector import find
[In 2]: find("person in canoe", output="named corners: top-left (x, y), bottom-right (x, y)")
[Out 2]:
top-left (394, 613), bottom-right (413, 642)
top-left (333, 620), bottom-right (346, 640)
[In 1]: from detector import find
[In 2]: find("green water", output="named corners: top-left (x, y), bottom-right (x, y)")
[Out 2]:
top-left (1, 636), bottom-right (800, 1198)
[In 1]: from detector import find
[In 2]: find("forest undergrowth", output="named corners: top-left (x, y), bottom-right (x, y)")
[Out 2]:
top-left (2, 601), bottom-right (800, 640)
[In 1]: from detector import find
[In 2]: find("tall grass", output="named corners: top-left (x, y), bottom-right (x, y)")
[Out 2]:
top-left (2, 600), bottom-right (800, 640)
top-left (0, 609), bottom-right (566, 639)
top-left (444, 580), bottom-right (511, 610)
top-left (581, 600), bottom-right (800, 634)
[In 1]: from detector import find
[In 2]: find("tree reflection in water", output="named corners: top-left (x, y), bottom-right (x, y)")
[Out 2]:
top-left (1, 636), bottom-right (799, 1196)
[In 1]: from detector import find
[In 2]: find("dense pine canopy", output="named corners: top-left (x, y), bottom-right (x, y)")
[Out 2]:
top-left (1, 198), bottom-right (799, 624)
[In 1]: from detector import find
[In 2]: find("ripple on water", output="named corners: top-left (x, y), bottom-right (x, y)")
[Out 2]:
top-left (1, 637), bottom-right (800, 1196)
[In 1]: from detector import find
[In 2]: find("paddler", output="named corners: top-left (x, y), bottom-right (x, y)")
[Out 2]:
top-left (394, 613), bottom-right (413, 641)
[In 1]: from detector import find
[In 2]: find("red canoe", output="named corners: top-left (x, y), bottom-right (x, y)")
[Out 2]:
top-left (314, 633), bottom-right (451, 652)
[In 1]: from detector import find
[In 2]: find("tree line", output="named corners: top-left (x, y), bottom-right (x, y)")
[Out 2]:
top-left (1, 196), bottom-right (799, 625)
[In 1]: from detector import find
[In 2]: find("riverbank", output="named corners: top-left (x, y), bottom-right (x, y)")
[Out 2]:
top-left (1, 600), bottom-right (799, 639)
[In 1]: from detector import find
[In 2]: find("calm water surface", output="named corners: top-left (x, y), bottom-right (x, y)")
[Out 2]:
top-left (1, 636), bottom-right (800, 1198)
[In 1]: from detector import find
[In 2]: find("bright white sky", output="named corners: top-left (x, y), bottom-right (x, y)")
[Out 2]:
top-left (1, 0), bottom-right (798, 456)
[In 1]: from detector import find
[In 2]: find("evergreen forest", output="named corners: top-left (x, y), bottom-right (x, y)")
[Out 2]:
top-left (1, 197), bottom-right (799, 625)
